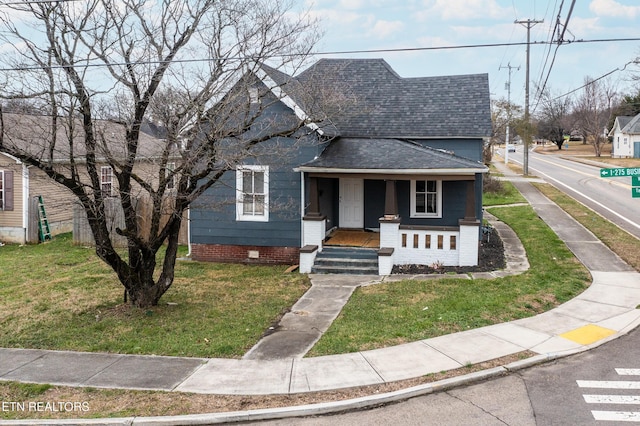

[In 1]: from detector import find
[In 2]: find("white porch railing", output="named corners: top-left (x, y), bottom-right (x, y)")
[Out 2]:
top-left (396, 228), bottom-right (460, 266)
top-left (378, 220), bottom-right (479, 274)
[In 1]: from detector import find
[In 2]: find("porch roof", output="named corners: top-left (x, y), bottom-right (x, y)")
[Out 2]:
top-left (296, 138), bottom-right (487, 175)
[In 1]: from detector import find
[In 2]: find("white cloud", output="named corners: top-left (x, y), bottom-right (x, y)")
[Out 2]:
top-left (590, 0), bottom-right (640, 18)
top-left (420, 0), bottom-right (511, 21)
top-left (307, 8), bottom-right (363, 26)
top-left (338, 0), bottom-right (366, 10)
top-left (565, 17), bottom-right (602, 40)
top-left (368, 20), bottom-right (405, 39)
top-left (417, 35), bottom-right (454, 48)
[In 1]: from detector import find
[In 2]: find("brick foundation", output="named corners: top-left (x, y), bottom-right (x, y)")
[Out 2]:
top-left (191, 244), bottom-right (300, 265)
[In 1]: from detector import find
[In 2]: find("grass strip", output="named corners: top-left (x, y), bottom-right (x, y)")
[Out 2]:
top-left (534, 182), bottom-right (640, 270)
top-left (309, 204), bottom-right (589, 356)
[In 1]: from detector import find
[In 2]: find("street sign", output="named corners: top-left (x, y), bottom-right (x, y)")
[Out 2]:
top-left (633, 176), bottom-right (640, 186)
top-left (600, 167), bottom-right (640, 178)
top-left (633, 187), bottom-right (640, 198)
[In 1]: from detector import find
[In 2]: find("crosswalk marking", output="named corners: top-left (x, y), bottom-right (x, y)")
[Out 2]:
top-left (617, 369), bottom-right (640, 376)
top-left (578, 369), bottom-right (640, 422)
top-left (578, 380), bottom-right (640, 389)
top-left (592, 411), bottom-right (640, 422)
top-left (584, 395), bottom-right (640, 404)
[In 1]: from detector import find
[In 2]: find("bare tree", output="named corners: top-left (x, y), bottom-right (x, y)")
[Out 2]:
top-left (573, 76), bottom-right (619, 157)
top-left (535, 87), bottom-right (573, 150)
top-left (0, 0), bottom-right (320, 307)
top-left (491, 98), bottom-right (523, 146)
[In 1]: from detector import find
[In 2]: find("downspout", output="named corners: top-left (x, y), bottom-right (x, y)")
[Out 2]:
top-left (186, 206), bottom-right (191, 258)
top-left (300, 171), bottom-right (305, 246)
top-left (22, 163), bottom-right (29, 243)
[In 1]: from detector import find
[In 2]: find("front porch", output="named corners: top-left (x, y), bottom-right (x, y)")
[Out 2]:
top-left (295, 138), bottom-right (487, 275)
top-left (300, 218), bottom-right (479, 275)
top-left (298, 175), bottom-right (482, 275)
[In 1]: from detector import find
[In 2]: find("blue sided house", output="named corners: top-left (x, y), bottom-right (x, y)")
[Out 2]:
top-left (189, 58), bottom-right (491, 274)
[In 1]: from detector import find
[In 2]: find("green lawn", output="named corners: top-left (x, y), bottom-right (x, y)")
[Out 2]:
top-left (0, 234), bottom-right (310, 358)
top-left (0, 178), bottom-right (596, 359)
top-left (309, 204), bottom-right (589, 355)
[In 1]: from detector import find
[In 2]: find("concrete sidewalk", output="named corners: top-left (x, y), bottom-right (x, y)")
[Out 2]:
top-left (2, 160), bottom-right (640, 424)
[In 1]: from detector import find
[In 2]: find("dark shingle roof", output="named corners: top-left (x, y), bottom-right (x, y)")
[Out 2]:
top-left (1, 113), bottom-right (166, 162)
top-left (262, 58), bottom-right (492, 139)
top-left (299, 138), bottom-right (486, 173)
top-left (621, 114), bottom-right (640, 134)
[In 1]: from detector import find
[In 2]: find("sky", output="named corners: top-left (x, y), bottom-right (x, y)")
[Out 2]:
top-left (303, 0), bottom-right (640, 112)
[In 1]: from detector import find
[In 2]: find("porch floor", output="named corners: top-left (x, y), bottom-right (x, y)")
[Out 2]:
top-left (324, 229), bottom-right (380, 248)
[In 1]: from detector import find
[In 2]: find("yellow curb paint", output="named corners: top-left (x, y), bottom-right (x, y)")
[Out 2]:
top-left (560, 324), bottom-right (616, 345)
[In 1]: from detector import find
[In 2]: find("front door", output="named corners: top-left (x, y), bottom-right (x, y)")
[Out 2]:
top-left (339, 178), bottom-right (364, 228)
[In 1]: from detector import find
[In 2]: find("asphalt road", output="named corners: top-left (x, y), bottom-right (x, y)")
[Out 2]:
top-left (507, 147), bottom-right (640, 239)
top-left (251, 328), bottom-right (640, 425)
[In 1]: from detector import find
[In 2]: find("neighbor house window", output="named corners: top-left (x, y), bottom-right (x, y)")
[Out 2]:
top-left (236, 165), bottom-right (269, 221)
top-left (0, 170), bottom-right (13, 211)
top-left (410, 180), bottom-right (441, 218)
top-left (166, 162), bottom-right (176, 190)
top-left (100, 166), bottom-right (114, 196)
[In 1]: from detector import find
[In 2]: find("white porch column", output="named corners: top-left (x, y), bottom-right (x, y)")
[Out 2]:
top-left (378, 216), bottom-right (400, 275)
top-left (299, 244), bottom-right (318, 274)
top-left (302, 216), bottom-right (326, 250)
top-left (459, 219), bottom-right (480, 266)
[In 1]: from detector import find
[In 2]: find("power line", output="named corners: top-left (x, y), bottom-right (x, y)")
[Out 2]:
top-left (556, 0), bottom-right (577, 45)
top-left (1, 37), bottom-right (639, 73)
top-left (551, 59), bottom-right (639, 101)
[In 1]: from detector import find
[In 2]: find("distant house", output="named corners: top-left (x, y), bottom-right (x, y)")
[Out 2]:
top-left (609, 114), bottom-right (640, 158)
top-left (189, 59), bottom-right (492, 274)
top-left (0, 113), bottom-right (181, 245)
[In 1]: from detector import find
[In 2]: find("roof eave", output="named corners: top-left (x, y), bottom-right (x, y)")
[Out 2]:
top-left (294, 166), bottom-right (488, 175)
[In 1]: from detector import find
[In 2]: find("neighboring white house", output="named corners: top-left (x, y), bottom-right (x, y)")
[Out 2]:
top-left (609, 114), bottom-right (640, 158)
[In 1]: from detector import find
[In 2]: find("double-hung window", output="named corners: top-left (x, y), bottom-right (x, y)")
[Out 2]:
top-left (236, 165), bottom-right (269, 221)
top-left (410, 179), bottom-right (441, 218)
top-left (166, 162), bottom-right (176, 190)
top-left (100, 166), bottom-right (114, 196)
top-left (0, 170), bottom-right (13, 211)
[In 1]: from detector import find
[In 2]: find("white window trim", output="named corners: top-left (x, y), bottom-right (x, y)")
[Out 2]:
top-left (410, 179), bottom-right (442, 218)
top-left (100, 166), bottom-right (114, 196)
top-left (166, 162), bottom-right (176, 190)
top-left (236, 165), bottom-right (269, 222)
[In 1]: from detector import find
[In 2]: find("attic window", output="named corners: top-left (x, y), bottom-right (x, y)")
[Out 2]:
top-left (249, 87), bottom-right (260, 104)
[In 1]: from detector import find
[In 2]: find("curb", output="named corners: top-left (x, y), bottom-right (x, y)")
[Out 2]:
top-left (0, 350), bottom-right (585, 426)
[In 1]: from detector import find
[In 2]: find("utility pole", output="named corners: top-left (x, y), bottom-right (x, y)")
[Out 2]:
top-left (515, 19), bottom-right (543, 176)
top-left (499, 63), bottom-right (519, 165)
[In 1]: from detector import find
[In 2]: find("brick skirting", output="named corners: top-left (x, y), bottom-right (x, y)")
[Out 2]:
top-left (191, 244), bottom-right (299, 265)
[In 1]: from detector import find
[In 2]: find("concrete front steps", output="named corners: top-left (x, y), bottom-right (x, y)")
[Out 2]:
top-left (311, 246), bottom-right (378, 275)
